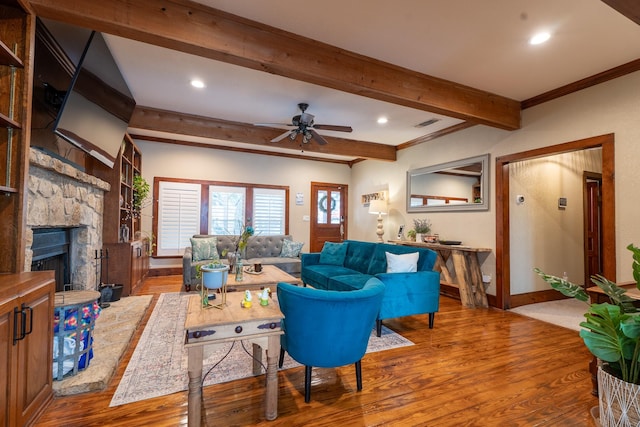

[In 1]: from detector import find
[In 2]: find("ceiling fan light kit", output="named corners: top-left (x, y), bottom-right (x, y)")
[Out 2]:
top-left (257, 103), bottom-right (352, 146)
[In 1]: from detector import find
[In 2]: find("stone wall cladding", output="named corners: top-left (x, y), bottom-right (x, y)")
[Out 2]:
top-left (27, 148), bottom-right (110, 290)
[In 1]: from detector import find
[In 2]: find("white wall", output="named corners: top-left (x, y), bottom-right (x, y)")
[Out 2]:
top-left (135, 141), bottom-right (351, 268)
top-left (352, 70), bottom-right (640, 295)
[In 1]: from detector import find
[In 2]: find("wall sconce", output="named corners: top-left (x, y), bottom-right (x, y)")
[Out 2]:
top-left (368, 199), bottom-right (388, 243)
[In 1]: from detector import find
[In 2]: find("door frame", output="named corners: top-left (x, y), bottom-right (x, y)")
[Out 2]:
top-left (495, 133), bottom-right (615, 309)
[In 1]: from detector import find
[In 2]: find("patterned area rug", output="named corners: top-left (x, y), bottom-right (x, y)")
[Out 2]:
top-left (110, 292), bottom-right (414, 406)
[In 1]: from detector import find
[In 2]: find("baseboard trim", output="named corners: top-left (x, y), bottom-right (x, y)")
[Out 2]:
top-left (148, 267), bottom-right (182, 277)
top-left (510, 289), bottom-right (568, 309)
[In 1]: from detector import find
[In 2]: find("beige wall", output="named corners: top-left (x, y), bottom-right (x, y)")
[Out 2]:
top-left (135, 141), bottom-right (351, 268)
top-left (137, 70), bottom-right (640, 292)
top-left (509, 149), bottom-right (602, 294)
top-left (352, 70), bottom-right (640, 295)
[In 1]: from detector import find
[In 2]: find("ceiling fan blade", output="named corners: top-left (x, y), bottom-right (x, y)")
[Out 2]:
top-left (313, 124), bottom-right (353, 133)
top-left (309, 129), bottom-right (328, 145)
top-left (271, 130), bottom-right (294, 142)
top-left (254, 123), bottom-right (295, 128)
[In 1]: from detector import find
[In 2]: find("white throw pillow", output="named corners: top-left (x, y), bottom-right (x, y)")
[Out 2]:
top-left (385, 251), bottom-right (419, 273)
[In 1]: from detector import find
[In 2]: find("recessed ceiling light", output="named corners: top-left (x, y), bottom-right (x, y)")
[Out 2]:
top-left (190, 79), bottom-right (205, 89)
top-left (529, 32), bottom-right (551, 45)
top-left (377, 117), bottom-right (388, 124)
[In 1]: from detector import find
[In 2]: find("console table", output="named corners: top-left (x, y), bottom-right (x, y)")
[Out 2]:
top-left (391, 241), bottom-right (491, 308)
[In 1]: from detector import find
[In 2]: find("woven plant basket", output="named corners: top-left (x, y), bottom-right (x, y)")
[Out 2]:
top-left (598, 367), bottom-right (640, 427)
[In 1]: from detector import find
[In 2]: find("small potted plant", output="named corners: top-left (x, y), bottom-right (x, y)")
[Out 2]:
top-left (412, 218), bottom-right (431, 243)
top-left (197, 261), bottom-right (229, 290)
top-left (535, 243), bottom-right (640, 426)
top-left (196, 261), bottom-right (230, 309)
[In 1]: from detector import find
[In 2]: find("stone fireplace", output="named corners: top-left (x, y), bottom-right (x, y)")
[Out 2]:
top-left (26, 148), bottom-right (110, 291)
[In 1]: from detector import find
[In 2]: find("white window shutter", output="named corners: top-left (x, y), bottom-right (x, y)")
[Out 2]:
top-left (157, 182), bottom-right (201, 256)
top-left (253, 188), bottom-right (285, 235)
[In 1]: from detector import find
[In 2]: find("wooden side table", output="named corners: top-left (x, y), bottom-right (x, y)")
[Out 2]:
top-left (184, 292), bottom-right (283, 425)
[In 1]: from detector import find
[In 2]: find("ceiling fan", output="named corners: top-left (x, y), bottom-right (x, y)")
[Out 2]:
top-left (256, 103), bottom-right (352, 145)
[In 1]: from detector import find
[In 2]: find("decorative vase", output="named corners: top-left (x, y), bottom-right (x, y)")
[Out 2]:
top-left (598, 366), bottom-right (640, 426)
top-left (120, 224), bottom-right (130, 242)
top-left (235, 258), bottom-right (244, 282)
top-left (227, 251), bottom-right (239, 274)
top-left (415, 233), bottom-right (423, 243)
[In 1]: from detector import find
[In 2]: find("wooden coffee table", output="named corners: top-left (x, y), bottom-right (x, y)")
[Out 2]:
top-left (226, 264), bottom-right (301, 292)
top-left (184, 291), bottom-right (283, 425)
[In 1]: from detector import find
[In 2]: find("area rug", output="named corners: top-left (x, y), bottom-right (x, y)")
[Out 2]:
top-left (510, 298), bottom-right (586, 332)
top-left (110, 292), bottom-right (413, 407)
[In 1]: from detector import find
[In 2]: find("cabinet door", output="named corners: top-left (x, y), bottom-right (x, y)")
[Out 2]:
top-left (15, 283), bottom-right (53, 426)
top-left (0, 297), bottom-right (17, 427)
top-left (131, 241), bottom-right (143, 291)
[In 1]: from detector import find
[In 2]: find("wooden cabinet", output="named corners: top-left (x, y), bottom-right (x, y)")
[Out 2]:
top-left (0, 2), bottom-right (33, 274)
top-left (0, 272), bottom-right (55, 427)
top-left (91, 133), bottom-right (142, 244)
top-left (118, 134), bottom-right (142, 242)
top-left (103, 240), bottom-right (149, 297)
top-left (90, 134), bottom-right (148, 295)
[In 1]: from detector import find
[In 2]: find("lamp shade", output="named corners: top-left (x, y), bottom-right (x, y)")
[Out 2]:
top-left (368, 199), bottom-right (387, 215)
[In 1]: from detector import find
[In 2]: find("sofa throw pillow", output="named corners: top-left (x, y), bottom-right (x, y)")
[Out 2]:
top-left (319, 241), bottom-right (347, 266)
top-left (280, 239), bottom-right (304, 257)
top-left (385, 251), bottom-right (419, 273)
top-left (190, 237), bottom-right (220, 262)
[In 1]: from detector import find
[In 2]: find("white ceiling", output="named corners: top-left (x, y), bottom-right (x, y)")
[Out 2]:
top-left (45, 0), bottom-right (640, 161)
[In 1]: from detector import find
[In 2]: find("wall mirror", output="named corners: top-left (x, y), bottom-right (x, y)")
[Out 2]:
top-left (406, 154), bottom-right (490, 212)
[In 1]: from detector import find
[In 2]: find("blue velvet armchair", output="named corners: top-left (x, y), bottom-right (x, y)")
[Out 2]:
top-left (277, 278), bottom-right (385, 402)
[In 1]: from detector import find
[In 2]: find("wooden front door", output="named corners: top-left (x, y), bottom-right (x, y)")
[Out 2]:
top-left (310, 182), bottom-right (347, 252)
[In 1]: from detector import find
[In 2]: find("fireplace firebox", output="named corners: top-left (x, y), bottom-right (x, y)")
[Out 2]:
top-left (30, 228), bottom-right (71, 292)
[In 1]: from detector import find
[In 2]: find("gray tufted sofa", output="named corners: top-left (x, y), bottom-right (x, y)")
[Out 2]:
top-left (183, 234), bottom-right (302, 291)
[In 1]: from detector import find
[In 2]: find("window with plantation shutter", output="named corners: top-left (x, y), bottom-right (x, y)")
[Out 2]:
top-left (208, 186), bottom-right (246, 235)
top-left (157, 181), bottom-right (201, 256)
top-left (253, 188), bottom-right (285, 235)
top-left (153, 178), bottom-right (289, 257)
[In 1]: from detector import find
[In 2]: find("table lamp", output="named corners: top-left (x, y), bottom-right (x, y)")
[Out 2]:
top-left (368, 199), bottom-right (388, 243)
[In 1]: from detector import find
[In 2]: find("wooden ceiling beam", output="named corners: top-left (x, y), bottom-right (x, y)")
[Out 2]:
top-left (28, 0), bottom-right (521, 131)
top-left (129, 106), bottom-right (397, 161)
top-left (601, 0), bottom-right (640, 25)
top-left (128, 133), bottom-right (355, 166)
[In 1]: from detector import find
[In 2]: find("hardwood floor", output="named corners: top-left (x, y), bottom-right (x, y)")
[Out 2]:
top-left (34, 275), bottom-right (598, 426)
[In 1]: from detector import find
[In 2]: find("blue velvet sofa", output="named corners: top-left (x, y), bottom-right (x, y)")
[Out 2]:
top-left (301, 240), bottom-right (441, 336)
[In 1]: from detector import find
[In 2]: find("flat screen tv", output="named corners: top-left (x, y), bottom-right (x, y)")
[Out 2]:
top-left (53, 31), bottom-right (135, 168)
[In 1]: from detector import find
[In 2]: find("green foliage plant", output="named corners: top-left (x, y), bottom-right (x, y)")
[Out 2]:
top-left (535, 244), bottom-right (640, 384)
top-left (132, 175), bottom-right (150, 213)
top-left (412, 218), bottom-right (431, 234)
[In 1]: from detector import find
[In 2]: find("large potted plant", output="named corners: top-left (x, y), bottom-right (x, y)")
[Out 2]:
top-left (535, 244), bottom-right (640, 426)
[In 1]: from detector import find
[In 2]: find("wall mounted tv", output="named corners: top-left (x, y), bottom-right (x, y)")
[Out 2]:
top-left (53, 31), bottom-right (135, 168)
